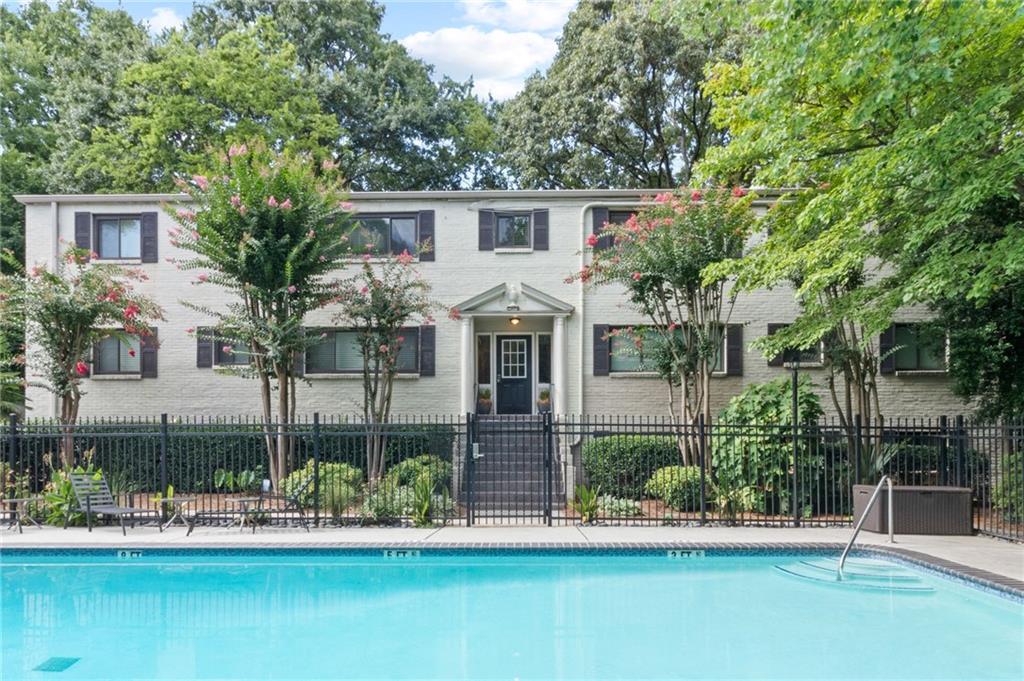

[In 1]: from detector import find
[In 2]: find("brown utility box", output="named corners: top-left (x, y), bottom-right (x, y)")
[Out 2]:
top-left (852, 485), bottom-right (972, 535)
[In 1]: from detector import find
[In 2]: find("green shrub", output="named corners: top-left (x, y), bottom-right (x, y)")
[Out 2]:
top-left (644, 466), bottom-right (702, 511)
top-left (597, 495), bottom-right (643, 518)
top-left (280, 459), bottom-right (363, 508)
top-left (361, 486), bottom-right (416, 521)
top-left (712, 377), bottom-right (824, 516)
top-left (993, 451), bottom-right (1023, 522)
top-left (581, 435), bottom-right (680, 498)
top-left (383, 455), bottom-right (451, 493)
top-left (321, 479), bottom-right (359, 519)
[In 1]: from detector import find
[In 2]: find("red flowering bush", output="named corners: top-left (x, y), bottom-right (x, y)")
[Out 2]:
top-left (0, 246), bottom-right (163, 465)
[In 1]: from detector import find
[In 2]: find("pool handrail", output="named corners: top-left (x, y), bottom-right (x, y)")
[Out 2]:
top-left (837, 475), bottom-right (894, 581)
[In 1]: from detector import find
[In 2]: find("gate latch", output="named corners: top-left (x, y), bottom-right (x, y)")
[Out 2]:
top-left (472, 443), bottom-right (483, 460)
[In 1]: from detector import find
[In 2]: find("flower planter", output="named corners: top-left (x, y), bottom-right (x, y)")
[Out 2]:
top-left (852, 484), bottom-right (972, 535)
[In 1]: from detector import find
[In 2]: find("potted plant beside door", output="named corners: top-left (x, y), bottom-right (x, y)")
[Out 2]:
top-left (476, 388), bottom-right (493, 415)
top-left (536, 389), bottom-right (551, 414)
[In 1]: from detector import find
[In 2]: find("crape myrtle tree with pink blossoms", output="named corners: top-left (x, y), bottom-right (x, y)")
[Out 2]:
top-left (332, 250), bottom-right (439, 484)
top-left (166, 141), bottom-right (357, 488)
top-left (571, 186), bottom-right (756, 465)
top-left (0, 247), bottom-right (163, 466)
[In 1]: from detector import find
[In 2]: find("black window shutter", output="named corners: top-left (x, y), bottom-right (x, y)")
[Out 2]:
top-left (726, 324), bottom-right (743, 375)
top-left (532, 209), bottom-right (549, 250)
top-left (766, 323), bottom-right (786, 367)
top-left (196, 327), bottom-right (213, 368)
top-left (141, 212), bottom-right (159, 263)
top-left (417, 210), bottom-right (435, 261)
top-left (879, 325), bottom-right (896, 374)
top-left (592, 207), bottom-right (612, 250)
top-left (75, 212), bottom-right (92, 257)
top-left (593, 324), bottom-right (610, 376)
top-left (478, 210), bottom-right (494, 251)
top-left (292, 330), bottom-right (305, 377)
top-left (141, 328), bottom-right (158, 378)
top-left (419, 325), bottom-right (435, 376)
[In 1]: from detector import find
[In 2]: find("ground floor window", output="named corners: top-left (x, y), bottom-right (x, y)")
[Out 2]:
top-left (94, 335), bottom-right (141, 374)
top-left (609, 326), bottom-right (724, 373)
top-left (306, 328), bottom-right (418, 373)
top-left (894, 323), bottom-right (945, 371)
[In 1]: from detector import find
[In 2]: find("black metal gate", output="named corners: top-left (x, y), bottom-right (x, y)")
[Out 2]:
top-left (464, 413), bottom-right (556, 525)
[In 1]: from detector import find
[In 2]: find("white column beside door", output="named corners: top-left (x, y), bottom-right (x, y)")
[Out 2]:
top-left (459, 316), bottom-right (475, 415)
top-left (552, 316), bottom-right (567, 417)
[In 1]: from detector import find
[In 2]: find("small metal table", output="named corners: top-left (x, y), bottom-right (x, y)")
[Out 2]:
top-left (158, 496), bottom-right (197, 532)
top-left (226, 496), bottom-right (264, 533)
top-left (3, 496), bottom-right (43, 533)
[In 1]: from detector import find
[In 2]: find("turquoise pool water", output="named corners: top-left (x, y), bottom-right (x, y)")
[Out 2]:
top-left (1, 550), bottom-right (1021, 680)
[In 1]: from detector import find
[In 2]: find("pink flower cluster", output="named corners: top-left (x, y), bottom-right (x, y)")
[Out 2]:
top-left (192, 175), bottom-right (209, 191)
top-left (228, 144), bottom-right (248, 158)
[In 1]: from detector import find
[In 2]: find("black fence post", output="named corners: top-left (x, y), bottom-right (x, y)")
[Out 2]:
top-left (853, 414), bottom-right (863, 486)
top-left (313, 412), bottom-right (321, 528)
top-left (7, 413), bottom-right (18, 485)
top-left (544, 412), bottom-right (553, 527)
top-left (465, 413), bottom-right (474, 527)
top-left (954, 414), bottom-right (966, 489)
top-left (159, 414), bottom-right (169, 520)
top-left (698, 414), bottom-right (707, 526)
top-left (792, 405), bottom-right (800, 528)
top-left (939, 415), bottom-right (949, 486)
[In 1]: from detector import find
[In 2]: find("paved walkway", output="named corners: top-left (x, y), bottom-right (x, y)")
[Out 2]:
top-left (3, 524), bottom-right (1021, 583)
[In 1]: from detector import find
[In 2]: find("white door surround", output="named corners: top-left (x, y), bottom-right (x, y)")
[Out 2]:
top-left (454, 282), bottom-right (573, 417)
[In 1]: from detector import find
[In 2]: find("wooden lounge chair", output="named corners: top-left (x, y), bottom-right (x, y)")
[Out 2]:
top-left (66, 473), bottom-right (156, 536)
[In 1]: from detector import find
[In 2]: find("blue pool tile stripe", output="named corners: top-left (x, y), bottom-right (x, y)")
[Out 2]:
top-left (33, 657), bottom-right (80, 672)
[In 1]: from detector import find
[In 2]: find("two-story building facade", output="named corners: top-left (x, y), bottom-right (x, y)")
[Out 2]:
top-left (16, 190), bottom-right (961, 419)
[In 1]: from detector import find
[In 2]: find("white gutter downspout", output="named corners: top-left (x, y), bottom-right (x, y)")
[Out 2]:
top-left (51, 200), bottom-right (60, 417)
top-left (576, 201), bottom-right (656, 418)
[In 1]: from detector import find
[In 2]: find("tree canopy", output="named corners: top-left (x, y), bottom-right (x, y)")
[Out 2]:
top-left (498, 0), bottom-right (746, 189)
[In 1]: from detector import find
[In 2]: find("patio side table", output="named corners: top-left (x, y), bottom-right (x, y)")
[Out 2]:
top-left (158, 496), bottom-right (197, 532)
top-left (3, 496), bottom-right (43, 534)
top-left (226, 496), bottom-right (264, 534)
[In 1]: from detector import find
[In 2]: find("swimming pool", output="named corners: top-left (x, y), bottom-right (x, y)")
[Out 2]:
top-left (2, 548), bottom-right (1021, 680)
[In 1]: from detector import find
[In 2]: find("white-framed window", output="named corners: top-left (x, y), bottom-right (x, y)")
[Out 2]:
top-left (609, 326), bottom-right (725, 373)
top-left (495, 213), bottom-right (531, 249)
top-left (501, 338), bottom-right (528, 378)
top-left (306, 328), bottom-right (418, 373)
top-left (94, 335), bottom-right (141, 375)
top-left (95, 216), bottom-right (141, 259)
top-left (349, 215), bottom-right (418, 256)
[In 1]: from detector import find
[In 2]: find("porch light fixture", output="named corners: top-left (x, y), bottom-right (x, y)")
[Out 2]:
top-left (509, 316), bottom-right (521, 326)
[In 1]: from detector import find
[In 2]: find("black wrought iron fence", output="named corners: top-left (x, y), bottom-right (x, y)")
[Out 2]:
top-left (1, 413), bottom-right (1020, 539)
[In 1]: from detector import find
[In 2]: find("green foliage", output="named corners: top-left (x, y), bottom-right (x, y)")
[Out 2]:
top-left (321, 478), bottom-right (359, 520)
top-left (571, 484), bottom-right (602, 524)
top-left (993, 451), bottom-right (1023, 522)
top-left (582, 435), bottom-right (681, 499)
top-left (644, 466), bottom-right (702, 511)
top-left (700, 1), bottom-right (1024, 421)
top-left (213, 467), bottom-right (261, 494)
top-left (597, 495), bottom-right (643, 518)
top-left (43, 463), bottom-right (101, 527)
top-left (410, 470), bottom-right (452, 528)
top-left (499, 0), bottom-right (746, 188)
top-left (712, 377), bottom-right (825, 516)
top-left (360, 485), bottom-right (416, 523)
top-left (382, 455), bottom-right (451, 493)
top-left (280, 459), bottom-right (362, 508)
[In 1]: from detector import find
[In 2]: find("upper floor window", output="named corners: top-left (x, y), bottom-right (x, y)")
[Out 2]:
top-left (94, 335), bottom-right (141, 375)
top-left (607, 210), bottom-right (635, 226)
top-left (306, 328), bottom-right (418, 374)
top-left (609, 326), bottom-right (724, 373)
top-left (96, 216), bottom-right (141, 259)
top-left (350, 215), bottom-right (418, 256)
top-left (893, 323), bottom-right (945, 371)
top-left (496, 213), bottom-right (531, 249)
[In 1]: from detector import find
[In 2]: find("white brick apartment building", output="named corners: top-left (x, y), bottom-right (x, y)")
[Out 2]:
top-left (16, 190), bottom-right (962, 420)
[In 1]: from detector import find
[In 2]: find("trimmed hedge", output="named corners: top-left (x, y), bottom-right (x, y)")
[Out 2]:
top-left (581, 435), bottom-right (681, 499)
top-left (644, 465), bottom-right (702, 511)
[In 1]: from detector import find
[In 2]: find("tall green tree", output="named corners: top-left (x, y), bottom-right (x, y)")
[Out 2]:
top-left (79, 20), bottom-right (338, 192)
top-left (498, 0), bottom-right (746, 189)
top-left (700, 0), bottom-right (1024, 419)
top-left (187, 0), bottom-right (503, 190)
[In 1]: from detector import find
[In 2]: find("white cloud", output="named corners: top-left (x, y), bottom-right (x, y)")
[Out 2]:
top-left (147, 7), bottom-right (184, 34)
top-left (401, 26), bottom-right (557, 100)
top-left (460, 0), bottom-right (575, 33)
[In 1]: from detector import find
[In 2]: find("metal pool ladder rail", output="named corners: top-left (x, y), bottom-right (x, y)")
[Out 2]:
top-left (838, 476), bottom-right (894, 581)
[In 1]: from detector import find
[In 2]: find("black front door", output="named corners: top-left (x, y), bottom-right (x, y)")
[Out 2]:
top-left (496, 335), bottom-right (532, 414)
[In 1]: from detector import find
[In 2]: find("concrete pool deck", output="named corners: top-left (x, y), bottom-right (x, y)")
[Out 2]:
top-left (3, 524), bottom-right (1022, 589)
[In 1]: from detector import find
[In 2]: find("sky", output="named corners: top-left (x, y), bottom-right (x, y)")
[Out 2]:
top-left (27, 0), bottom-right (576, 100)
